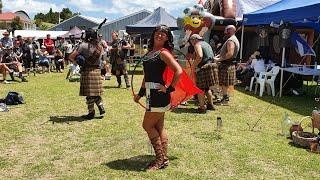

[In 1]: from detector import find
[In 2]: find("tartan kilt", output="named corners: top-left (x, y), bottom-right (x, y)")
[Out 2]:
top-left (80, 67), bottom-right (103, 96)
top-left (196, 63), bottom-right (219, 89)
top-left (218, 63), bottom-right (236, 86)
top-left (111, 58), bottom-right (127, 75)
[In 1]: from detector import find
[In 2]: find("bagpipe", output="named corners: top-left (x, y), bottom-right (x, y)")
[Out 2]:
top-left (76, 18), bottom-right (107, 67)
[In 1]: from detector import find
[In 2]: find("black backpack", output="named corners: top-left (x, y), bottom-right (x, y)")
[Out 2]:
top-left (5, 92), bottom-right (25, 105)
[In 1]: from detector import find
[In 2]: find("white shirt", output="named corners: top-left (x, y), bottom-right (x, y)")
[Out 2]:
top-left (251, 58), bottom-right (265, 73)
top-left (65, 44), bottom-right (73, 54)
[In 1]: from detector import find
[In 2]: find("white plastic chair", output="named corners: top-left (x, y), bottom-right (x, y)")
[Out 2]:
top-left (265, 66), bottom-right (280, 96)
top-left (249, 59), bottom-right (265, 92)
top-left (254, 72), bottom-right (267, 97)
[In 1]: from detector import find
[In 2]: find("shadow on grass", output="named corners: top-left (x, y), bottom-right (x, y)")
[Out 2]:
top-left (104, 155), bottom-right (178, 172)
top-left (236, 86), bottom-right (317, 116)
top-left (128, 69), bottom-right (144, 75)
top-left (171, 107), bottom-right (199, 114)
top-left (193, 131), bottom-right (223, 141)
top-left (49, 115), bottom-right (103, 124)
top-left (288, 141), bottom-right (309, 150)
top-left (103, 85), bottom-right (120, 89)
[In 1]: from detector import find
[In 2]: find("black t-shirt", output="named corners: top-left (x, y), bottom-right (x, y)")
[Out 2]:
top-left (110, 39), bottom-right (128, 59)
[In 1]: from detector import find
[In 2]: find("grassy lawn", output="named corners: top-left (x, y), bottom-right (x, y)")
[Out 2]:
top-left (0, 72), bottom-right (319, 179)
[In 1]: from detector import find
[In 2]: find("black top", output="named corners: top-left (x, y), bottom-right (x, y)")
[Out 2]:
top-left (143, 51), bottom-right (167, 85)
top-left (110, 39), bottom-right (128, 59)
top-left (143, 50), bottom-right (170, 108)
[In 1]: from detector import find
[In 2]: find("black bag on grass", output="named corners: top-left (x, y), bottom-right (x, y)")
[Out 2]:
top-left (5, 92), bottom-right (25, 105)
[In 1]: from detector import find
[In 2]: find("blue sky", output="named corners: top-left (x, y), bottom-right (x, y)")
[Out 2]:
top-left (3, 0), bottom-right (197, 21)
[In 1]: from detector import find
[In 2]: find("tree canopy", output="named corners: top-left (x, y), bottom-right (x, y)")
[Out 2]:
top-left (34, 8), bottom-right (80, 27)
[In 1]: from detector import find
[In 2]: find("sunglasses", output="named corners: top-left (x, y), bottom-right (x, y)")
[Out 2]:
top-left (155, 25), bottom-right (170, 32)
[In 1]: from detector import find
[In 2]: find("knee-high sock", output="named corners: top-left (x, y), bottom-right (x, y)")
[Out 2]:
top-left (86, 96), bottom-right (95, 113)
top-left (94, 96), bottom-right (103, 106)
top-left (116, 75), bottom-right (121, 85)
top-left (124, 73), bottom-right (129, 86)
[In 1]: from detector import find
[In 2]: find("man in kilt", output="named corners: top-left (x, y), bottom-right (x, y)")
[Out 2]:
top-left (214, 25), bottom-right (240, 105)
top-left (190, 34), bottom-right (219, 113)
top-left (109, 31), bottom-right (131, 88)
top-left (69, 29), bottom-right (105, 120)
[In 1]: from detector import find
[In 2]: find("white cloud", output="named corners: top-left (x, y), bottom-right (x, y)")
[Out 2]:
top-left (106, 0), bottom-right (194, 17)
top-left (2, 0), bottom-right (66, 14)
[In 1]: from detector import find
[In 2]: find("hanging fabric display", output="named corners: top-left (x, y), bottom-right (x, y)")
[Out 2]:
top-left (279, 22), bottom-right (293, 48)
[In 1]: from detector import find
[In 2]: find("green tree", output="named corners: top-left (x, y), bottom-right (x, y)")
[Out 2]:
top-left (35, 13), bottom-right (46, 22)
top-left (60, 8), bottom-right (73, 22)
top-left (0, 22), bottom-right (6, 29)
top-left (11, 16), bottom-right (23, 30)
top-left (34, 8), bottom-right (79, 27)
top-left (34, 18), bottom-right (43, 27)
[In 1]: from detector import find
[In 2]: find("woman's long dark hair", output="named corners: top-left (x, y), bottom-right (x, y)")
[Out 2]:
top-left (148, 24), bottom-right (174, 52)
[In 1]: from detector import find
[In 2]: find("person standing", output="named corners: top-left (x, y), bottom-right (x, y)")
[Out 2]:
top-left (134, 25), bottom-right (182, 170)
top-left (189, 34), bottom-right (218, 113)
top-left (214, 25), bottom-right (240, 105)
top-left (69, 29), bottom-right (105, 120)
top-left (44, 34), bottom-right (55, 55)
top-left (98, 34), bottom-right (110, 79)
top-left (64, 40), bottom-right (73, 65)
top-left (109, 31), bottom-right (131, 88)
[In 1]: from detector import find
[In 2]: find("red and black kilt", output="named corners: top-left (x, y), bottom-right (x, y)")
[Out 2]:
top-left (80, 67), bottom-right (103, 96)
top-left (218, 63), bottom-right (236, 86)
top-left (196, 63), bottom-right (219, 90)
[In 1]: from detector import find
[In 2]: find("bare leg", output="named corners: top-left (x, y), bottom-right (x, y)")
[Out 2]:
top-left (155, 113), bottom-right (167, 141)
top-left (198, 93), bottom-right (206, 109)
top-left (142, 112), bottom-right (163, 139)
top-left (222, 85), bottom-right (228, 96)
top-left (143, 112), bottom-right (165, 170)
top-left (206, 90), bottom-right (214, 106)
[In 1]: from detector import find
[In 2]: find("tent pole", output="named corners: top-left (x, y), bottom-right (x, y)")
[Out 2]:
top-left (279, 47), bottom-right (286, 97)
top-left (239, 25), bottom-right (245, 63)
top-left (140, 35), bottom-right (142, 57)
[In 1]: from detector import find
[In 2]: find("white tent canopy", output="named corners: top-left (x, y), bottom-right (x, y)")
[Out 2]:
top-left (236, 0), bottom-right (281, 18)
top-left (13, 30), bottom-right (68, 39)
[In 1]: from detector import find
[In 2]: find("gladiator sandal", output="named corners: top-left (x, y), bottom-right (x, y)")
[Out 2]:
top-left (162, 139), bottom-right (169, 168)
top-left (147, 136), bottom-right (165, 171)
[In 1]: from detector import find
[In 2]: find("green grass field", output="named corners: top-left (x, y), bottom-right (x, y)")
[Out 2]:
top-left (0, 72), bottom-right (319, 179)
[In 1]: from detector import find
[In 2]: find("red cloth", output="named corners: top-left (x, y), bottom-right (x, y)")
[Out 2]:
top-left (44, 38), bottom-right (54, 53)
top-left (163, 66), bottom-right (203, 108)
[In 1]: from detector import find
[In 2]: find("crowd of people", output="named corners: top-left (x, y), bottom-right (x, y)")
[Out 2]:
top-left (0, 30), bottom-right (134, 87)
top-left (0, 32), bottom-right (77, 83)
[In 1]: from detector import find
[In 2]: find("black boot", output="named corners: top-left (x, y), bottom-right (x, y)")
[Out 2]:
top-left (9, 71), bottom-right (15, 81)
top-left (82, 111), bottom-right (95, 120)
top-left (21, 77), bottom-right (28, 82)
top-left (98, 104), bottom-right (105, 115)
top-left (116, 76), bottom-right (122, 88)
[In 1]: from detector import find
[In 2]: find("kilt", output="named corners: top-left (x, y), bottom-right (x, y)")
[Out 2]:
top-left (218, 63), bottom-right (236, 86)
top-left (196, 63), bottom-right (219, 90)
top-left (111, 57), bottom-right (127, 75)
top-left (80, 67), bottom-right (103, 96)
